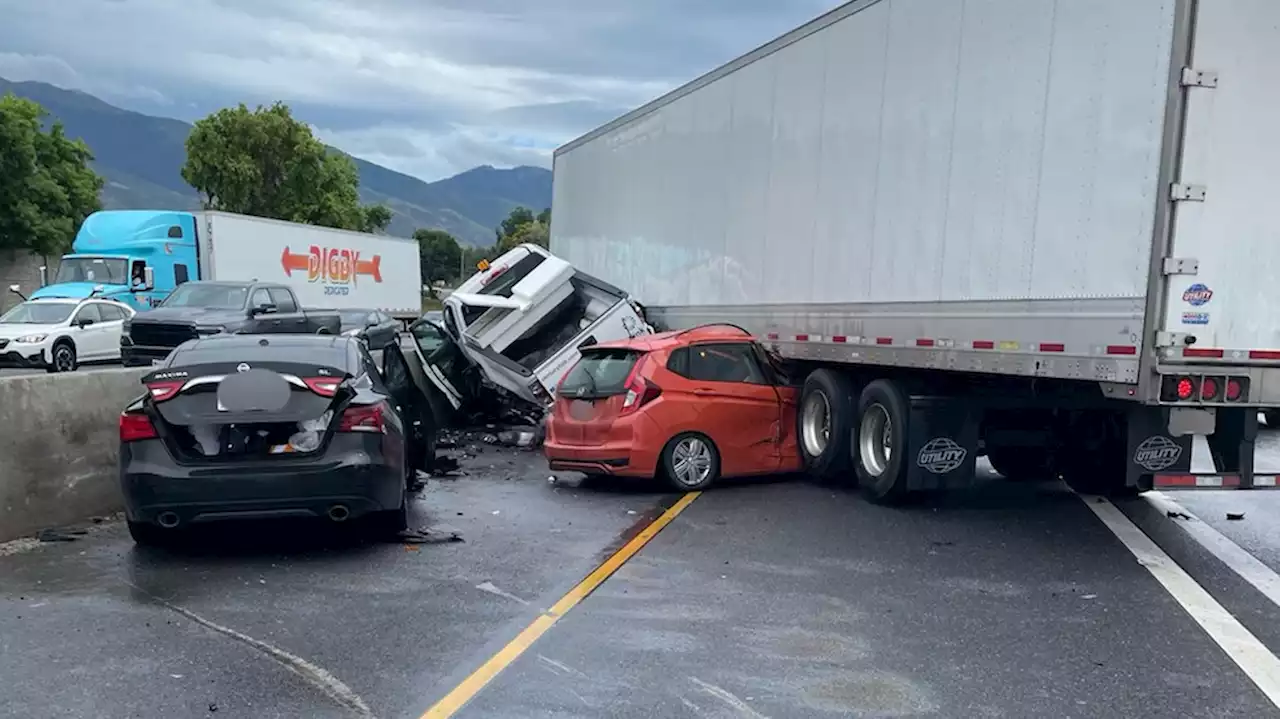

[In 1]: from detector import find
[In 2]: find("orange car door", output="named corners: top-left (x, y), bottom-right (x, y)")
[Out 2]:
top-left (685, 342), bottom-right (783, 477)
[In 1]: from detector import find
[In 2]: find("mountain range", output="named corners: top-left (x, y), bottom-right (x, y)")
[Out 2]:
top-left (0, 77), bottom-right (553, 247)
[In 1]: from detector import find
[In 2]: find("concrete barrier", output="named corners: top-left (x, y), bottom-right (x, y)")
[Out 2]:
top-left (0, 367), bottom-right (148, 542)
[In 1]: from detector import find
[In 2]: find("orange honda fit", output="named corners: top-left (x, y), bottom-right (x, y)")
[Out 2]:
top-left (544, 325), bottom-right (805, 491)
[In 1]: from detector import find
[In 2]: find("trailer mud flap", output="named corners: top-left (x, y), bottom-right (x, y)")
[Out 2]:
top-left (1124, 406), bottom-right (1193, 490)
top-left (905, 397), bottom-right (979, 491)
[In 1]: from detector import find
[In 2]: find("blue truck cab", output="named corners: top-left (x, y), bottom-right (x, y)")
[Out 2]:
top-left (29, 210), bottom-right (198, 312)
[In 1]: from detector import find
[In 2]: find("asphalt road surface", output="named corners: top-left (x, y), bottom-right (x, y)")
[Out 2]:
top-left (5, 436), bottom-right (1280, 718)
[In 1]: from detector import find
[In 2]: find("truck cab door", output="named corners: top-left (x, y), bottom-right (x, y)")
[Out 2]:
top-left (268, 288), bottom-right (305, 332)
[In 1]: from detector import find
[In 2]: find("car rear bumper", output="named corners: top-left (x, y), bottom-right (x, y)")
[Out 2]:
top-left (544, 441), bottom-right (654, 477)
top-left (120, 443), bottom-right (405, 526)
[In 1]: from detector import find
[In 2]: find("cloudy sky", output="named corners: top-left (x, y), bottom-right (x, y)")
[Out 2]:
top-left (0, 0), bottom-right (843, 182)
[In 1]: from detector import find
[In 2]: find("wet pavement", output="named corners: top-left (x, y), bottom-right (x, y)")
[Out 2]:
top-left (4, 435), bottom-right (1280, 718)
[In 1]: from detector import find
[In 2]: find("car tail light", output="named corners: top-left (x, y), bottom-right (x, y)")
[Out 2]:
top-left (119, 411), bottom-right (157, 442)
top-left (304, 377), bottom-right (341, 396)
top-left (338, 404), bottom-right (384, 433)
top-left (619, 357), bottom-right (660, 416)
top-left (146, 380), bottom-right (185, 402)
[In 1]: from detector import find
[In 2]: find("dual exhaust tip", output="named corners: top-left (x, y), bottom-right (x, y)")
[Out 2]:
top-left (154, 505), bottom-right (352, 527)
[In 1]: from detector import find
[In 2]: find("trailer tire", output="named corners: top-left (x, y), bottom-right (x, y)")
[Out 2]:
top-left (986, 447), bottom-right (1052, 481)
top-left (797, 369), bottom-right (857, 479)
top-left (1264, 410), bottom-right (1280, 428)
top-left (854, 379), bottom-right (911, 505)
top-left (1060, 411), bottom-right (1132, 497)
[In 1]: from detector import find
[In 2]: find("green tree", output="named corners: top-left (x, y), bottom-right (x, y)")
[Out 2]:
top-left (498, 219), bottom-right (549, 252)
top-left (0, 93), bottom-right (103, 254)
top-left (494, 205), bottom-right (551, 252)
top-left (181, 102), bottom-right (390, 233)
top-left (497, 206), bottom-right (536, 241)
top-left (414, 228), bottom-right (463, 284)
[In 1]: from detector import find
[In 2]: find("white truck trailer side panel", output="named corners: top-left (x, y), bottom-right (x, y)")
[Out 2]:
top-left (552, 0), bottom-right (1179, 383)
top-left (1159, 0), bottom-right (1280, 359)
top-left (199, 212), bottom-right (422, 317)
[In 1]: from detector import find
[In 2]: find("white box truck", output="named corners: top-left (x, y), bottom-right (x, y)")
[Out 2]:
top-left (550, 0), bottom-right (1280, 501)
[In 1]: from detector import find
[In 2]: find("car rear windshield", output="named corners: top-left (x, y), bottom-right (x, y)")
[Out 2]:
top-left (172, 342), bottom-right (351, 372)
top-left (560, 348), bottom-right (641, 397)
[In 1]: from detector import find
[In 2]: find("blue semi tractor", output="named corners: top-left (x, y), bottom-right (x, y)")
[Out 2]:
top-left (26, 210), bottom-right (197, 311)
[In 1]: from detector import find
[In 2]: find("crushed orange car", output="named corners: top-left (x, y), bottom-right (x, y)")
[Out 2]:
top-left (543, 324), bottom-right (805, 491)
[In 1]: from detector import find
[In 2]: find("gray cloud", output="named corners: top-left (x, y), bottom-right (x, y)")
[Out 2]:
top-left (0, 0), bottom-right (843, 180)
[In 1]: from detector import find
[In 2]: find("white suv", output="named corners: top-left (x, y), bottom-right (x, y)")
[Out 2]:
top-left (0, 297), bottom-right (136, 373)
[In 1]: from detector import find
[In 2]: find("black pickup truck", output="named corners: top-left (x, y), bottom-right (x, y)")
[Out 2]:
top-left (121, 281), bottom-right (341, 366)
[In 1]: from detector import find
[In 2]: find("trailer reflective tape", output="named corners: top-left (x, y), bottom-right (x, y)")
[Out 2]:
top-left (1106, 345), bottom-right (1138, 355)
top-left (915, 339), bottom-right (935, 347)
top-left (1249, 350), bottom-right (1280, 360)
top-left (998, 341), bottom-right (1019, 350)
top-left (832, 335), bottom-right (848, 343)
top-left (794, 334), bottom-right (809, 341)
top-left (1184, 347), bottom-right (1225, 358)
top-left (766, 333), bottom-right (779, 340)
top-left (1039, 343), bottom-right (1065, 353)
top-left (875, 337), bottom-right (893, 345)
top-left (1153, 474), bottom-right (1280, 488)
top-left (972, 340), bottom-right (994, 350)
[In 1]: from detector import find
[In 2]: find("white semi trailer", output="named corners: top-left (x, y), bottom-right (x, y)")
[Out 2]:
top-left (550, 0), bottom-right (1280, 501)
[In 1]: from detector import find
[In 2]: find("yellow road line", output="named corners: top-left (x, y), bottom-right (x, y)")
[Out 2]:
top-left (420, 491), bottom-right (702, 719)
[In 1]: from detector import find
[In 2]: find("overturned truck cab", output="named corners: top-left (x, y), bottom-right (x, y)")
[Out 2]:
top-left (439, 243), bottom-right (652, 407)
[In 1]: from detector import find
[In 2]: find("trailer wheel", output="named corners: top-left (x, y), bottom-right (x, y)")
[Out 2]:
top-left (1264, 410), bottom-right (1280, 428)
top-left (1060, 411), bottom-right (1131, 497)
top-left (986, 447), bottom-right (1052, 481)
top-left (854, 379), bottom-right (911, 505)
top-left (797, 369), bottom-right (856, 479)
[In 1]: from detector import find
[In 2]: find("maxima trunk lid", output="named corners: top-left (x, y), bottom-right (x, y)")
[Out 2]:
top-left (142, 361), bottom-right (350, 461)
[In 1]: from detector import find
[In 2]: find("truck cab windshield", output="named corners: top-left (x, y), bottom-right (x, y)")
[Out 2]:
top-left (54, 257), bottom-right (128, 285)
top-left (161, 283), bottom-right (249, 310)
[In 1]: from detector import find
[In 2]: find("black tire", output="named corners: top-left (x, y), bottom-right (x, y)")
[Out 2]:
top-left (660, 432), bottom-right (721, 492)
top-left (370, 496), bottom-right (409, 537)
top-left (797, 369), bottom-right (857, 479)
top-left (854, 379), bottom-right (911, 505)
top-left (127, 521), bottom-right (173, 547)
top-left (986, 446), bottom-right (1052, 481)
top-left (1059, 412), bottom-right (1131, 496)
top-left (47, 340), bottom-right (77, 373)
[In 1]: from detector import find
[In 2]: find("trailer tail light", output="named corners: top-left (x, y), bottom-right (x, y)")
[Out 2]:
top-left (119, 411), bottom-right (158, 442)
top-left (1200, 376), bottom-right (1221, 401)
top-left (146, 380), bottom-right (185, 402)
top-left (1161, 374), bottom-right (1249, 403)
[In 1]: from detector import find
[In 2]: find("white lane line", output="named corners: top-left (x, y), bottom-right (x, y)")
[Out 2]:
top-left (1144, 491), bottom-right (1280, 609)
top-left (127, 582), bottom-right (375, 718)
top-left (1081, 495), bottom-right (1280, 709)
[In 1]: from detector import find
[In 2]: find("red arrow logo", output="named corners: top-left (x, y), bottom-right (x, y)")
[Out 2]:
top-left (355, 255), bottom-right (382, 283)
top-left (281, 247), bottom-right (309, 276)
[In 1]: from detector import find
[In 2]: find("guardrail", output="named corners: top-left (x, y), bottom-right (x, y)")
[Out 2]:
top-left (0, 367), bottom-right (148, 542)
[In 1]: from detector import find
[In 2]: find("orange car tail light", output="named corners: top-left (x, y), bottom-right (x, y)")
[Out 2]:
top-left (619, 356), bottom-right (661, 415)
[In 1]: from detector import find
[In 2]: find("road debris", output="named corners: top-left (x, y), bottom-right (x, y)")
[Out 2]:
top-left (1227, 512), bottom-right (1246, 521)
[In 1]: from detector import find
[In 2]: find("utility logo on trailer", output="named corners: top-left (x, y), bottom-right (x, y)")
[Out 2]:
top-left (917, 437), bottom-right (967, 474)
top-left (1182, 283), bottom-right (1213, 306)
top-left (280, 246), bottom-right (383, 294)
top-left (1133, 435), bottom-right (1182, 472)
